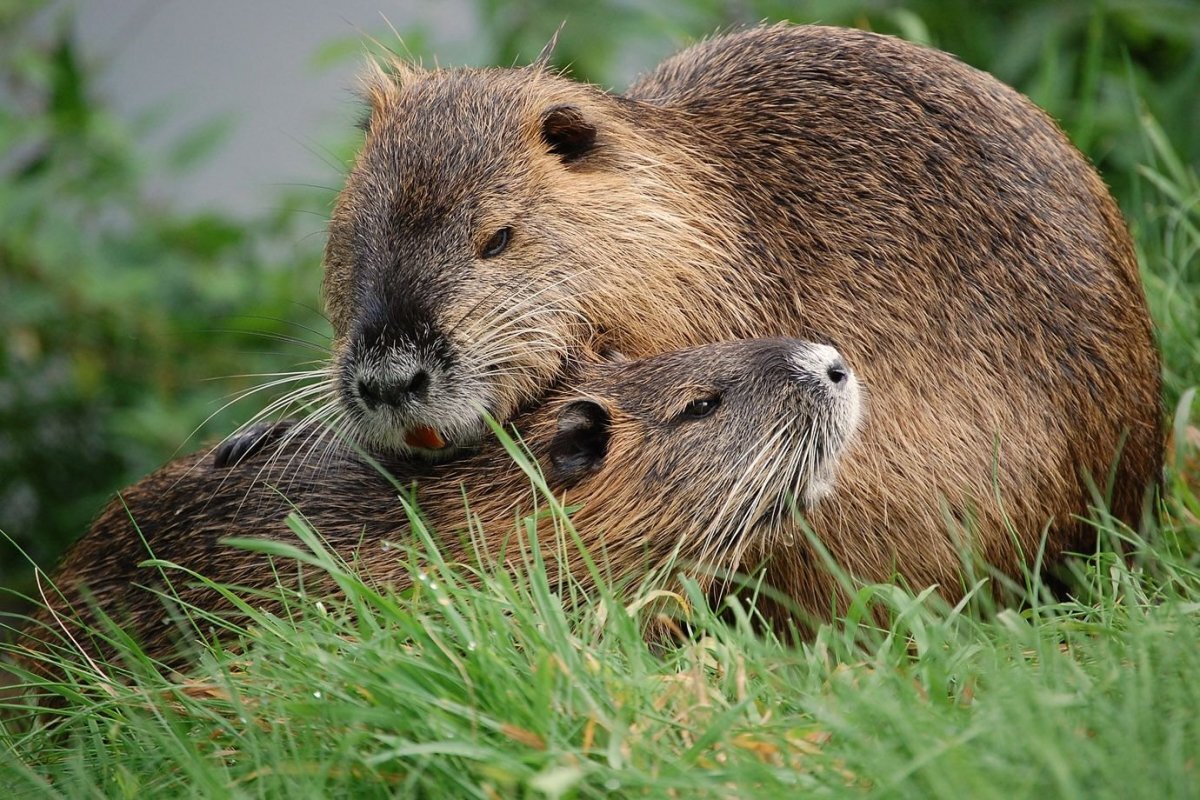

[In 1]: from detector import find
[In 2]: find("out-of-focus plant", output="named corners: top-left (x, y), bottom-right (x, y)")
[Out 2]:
top-left (0, 3), bottom-right (329, 607)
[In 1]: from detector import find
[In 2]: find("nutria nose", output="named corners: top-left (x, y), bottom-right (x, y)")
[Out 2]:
top-left (788, 342), bottom-right (853, 390)
top-left (356, 369), bottom-right (430, 410)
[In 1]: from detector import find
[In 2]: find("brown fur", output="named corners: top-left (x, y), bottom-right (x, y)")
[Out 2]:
top-left (17, 339), bottom-right (859, 667)
top-left (321, 24), bottom-right (1162, 602)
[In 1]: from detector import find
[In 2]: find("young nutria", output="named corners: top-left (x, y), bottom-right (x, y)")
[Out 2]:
top-left (18, 339), bottom-right (860, 666)
top-left (319, 23), bottom-right (1161, 586)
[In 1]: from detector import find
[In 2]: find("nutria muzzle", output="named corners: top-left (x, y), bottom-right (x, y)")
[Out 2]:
top-left (339, 322), bottom-right (468, 455)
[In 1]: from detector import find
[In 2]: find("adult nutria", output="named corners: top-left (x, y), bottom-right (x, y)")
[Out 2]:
top-left (320, 23), bottom-right (1161, 585)
top-left (18, 338), bottom-right (860, 666)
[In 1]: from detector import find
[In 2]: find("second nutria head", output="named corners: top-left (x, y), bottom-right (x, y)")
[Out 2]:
top-left (544, 339), bottom-right (862, 566)
top-left (264, 336), bottom-right (863, 544)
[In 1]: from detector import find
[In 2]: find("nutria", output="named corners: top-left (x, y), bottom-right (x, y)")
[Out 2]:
top-left (17, 338), bottom-right (860, 667)
top-left (318, 23), bottom-right (1161, 591)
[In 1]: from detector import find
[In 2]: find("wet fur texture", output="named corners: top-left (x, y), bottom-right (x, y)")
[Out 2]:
top-left (321, 24), bottom-right (1162, 606)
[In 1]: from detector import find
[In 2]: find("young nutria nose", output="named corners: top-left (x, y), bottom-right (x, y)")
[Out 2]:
top-left (356, 369), bottom-right (430, 410)
top-left (787, 342), bottom-right (844, 380)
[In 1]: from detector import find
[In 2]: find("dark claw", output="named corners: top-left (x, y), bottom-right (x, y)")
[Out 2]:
top-left (213, 421), bottom-right (291, 468)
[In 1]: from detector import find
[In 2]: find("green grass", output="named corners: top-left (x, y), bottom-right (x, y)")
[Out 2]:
top-left (2, 459), bottom-right (1199, 798)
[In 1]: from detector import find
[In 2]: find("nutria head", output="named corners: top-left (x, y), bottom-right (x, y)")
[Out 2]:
top-left (321, 59), bottom-right (745, 457)
top-left (546, 338), bottom-right (862, 577)
top-left (234, 337), bottom-right (862, 537)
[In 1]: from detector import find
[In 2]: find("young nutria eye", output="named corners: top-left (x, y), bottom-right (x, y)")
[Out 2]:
top-left (679, 395), bottom-right (721, 420)
top-left (481, 227), bottom-right (512, 258)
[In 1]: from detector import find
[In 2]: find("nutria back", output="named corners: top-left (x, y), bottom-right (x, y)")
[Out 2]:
top-left (19, 339), bottom-right (859, 666)
top-left (319, 24), bottom-right (1160, 591)
top-left (631, 24), bottom-right (1163, 576)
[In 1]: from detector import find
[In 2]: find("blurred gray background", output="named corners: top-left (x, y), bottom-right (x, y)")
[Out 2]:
top-left (68, 0), bottom-right (479, 214)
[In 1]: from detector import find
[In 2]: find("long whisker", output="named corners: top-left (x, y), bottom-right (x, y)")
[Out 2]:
top-left (694, 420), bottom-right (795, 580)
top-left (227, 329), bottom-right (333, 354)
top-left (179, 369), bottom-right (328, 463)
top-left (709, 420), bottom-right (802, 595)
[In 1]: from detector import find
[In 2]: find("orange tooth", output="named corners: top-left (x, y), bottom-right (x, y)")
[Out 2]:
top-left (405, 426), bottom-right (446, 450)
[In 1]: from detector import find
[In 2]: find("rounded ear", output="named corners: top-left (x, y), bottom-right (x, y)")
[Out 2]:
top-left (549, 399), bottom-right (611, 482)
top-left (541, 105), bottom-right (597, 164)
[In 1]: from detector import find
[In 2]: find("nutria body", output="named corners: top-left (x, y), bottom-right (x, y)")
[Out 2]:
top-left (322, 24), bottom-right (1161, 589)
top-left (20, 339), bottom-right (859, 665)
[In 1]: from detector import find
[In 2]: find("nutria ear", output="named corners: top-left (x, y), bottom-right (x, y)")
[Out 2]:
top-left (213, 421), bottom-right (289, 468)
top-left (549, 399), bottom-right (611, 482)
top-left (541, 105), bottom-right (596, 164)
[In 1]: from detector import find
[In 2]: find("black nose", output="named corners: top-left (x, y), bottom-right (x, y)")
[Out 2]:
top-left (826, 359), bottom-right (848, 386)
top-left (357, 369), bottom-right (430, 410)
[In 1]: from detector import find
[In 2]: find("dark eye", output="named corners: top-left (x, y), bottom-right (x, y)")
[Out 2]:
top-left (481, 227), bottom-right (512, 258)
top-left (679, 395), bottom-right (721, 420)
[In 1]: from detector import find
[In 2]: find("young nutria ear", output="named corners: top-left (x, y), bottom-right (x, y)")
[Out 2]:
top-left (549, 399), bottom-right (611, 482)
top-left (213, 421), bottom-right (290, 468)
top-left (541, 105), bottom-right (597, 164)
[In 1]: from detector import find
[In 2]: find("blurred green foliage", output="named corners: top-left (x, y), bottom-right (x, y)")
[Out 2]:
top-left (1, 0), bottom-right (1197, 609)
top-left (0, 4), bottom-right (328, 605)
